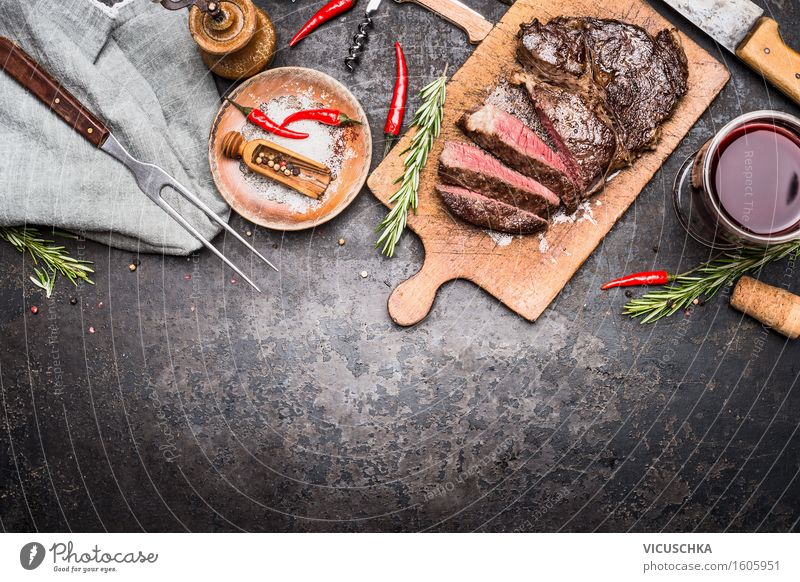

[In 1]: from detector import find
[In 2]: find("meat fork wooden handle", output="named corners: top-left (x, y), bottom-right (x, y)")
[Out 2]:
top-left (0, 37), bottom-right (109, 147)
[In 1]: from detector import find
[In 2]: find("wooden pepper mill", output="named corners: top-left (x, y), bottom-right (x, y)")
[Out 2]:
top-left (159, 0), bottom-right (276, 80)
top-left (731, 276), bottom-right (800, 339)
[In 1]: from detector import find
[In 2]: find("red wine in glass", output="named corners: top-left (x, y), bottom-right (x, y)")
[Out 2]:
top-left (711, 122), bottom-right (800, 236)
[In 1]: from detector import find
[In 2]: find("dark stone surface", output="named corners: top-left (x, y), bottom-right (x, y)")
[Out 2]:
top-left (1, 0), bottom-right (799, 533)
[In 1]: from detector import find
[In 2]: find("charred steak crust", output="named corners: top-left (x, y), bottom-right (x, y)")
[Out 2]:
top-left (438, 141), bottom-right (560, 217)
top-left (436, 184), bottom-right (547, 235)
top-left (581, 19), bottom-right (688, 152)
top-left (458, 104), bottom-right (581, 213)
top-left (517, 18), bottom-right (586, 81)
top-left (517, 16), bottom-right (689, 163)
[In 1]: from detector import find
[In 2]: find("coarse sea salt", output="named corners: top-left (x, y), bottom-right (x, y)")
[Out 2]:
top-left (235, 92), bottom-right (349, 213)
top-left (485, 230), bottom-right (514, 247)
top-left (552, 200), bottom-right (598, 226)
top-left (538, 233), bottom-right (550, 253)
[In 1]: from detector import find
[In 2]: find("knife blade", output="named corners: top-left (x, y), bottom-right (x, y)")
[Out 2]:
top-left (662, 0), bottom-right (761, 54)
top-left (662, 0), bottom-right (800, 105)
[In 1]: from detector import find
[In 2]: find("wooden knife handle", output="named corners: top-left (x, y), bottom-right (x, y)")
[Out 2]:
top-left (737, 17), bottom-right (800, 107)
top-left (395, 0), bottom-right (493, 44)
top-left (0, 37), bottom-right (109, 147)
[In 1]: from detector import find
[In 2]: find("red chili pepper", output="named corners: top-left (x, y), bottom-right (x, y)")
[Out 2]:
top-left (601, 270), bottom-right (671, 290)
top-left (384, 41), bottom-right (408, 156)
top-left (280, 108), bottom-right (361, 128)
top-left (225, 98), bottom-right (308, 140)
top-left (289, 0), bottom-right (356, 47)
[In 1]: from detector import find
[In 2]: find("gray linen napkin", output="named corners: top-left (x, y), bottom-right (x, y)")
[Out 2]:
top-left (0, 0), bottom-right (228, 254)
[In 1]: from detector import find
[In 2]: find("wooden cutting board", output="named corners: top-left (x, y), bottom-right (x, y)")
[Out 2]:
top-left (367, 0), bottom-right (730, 326)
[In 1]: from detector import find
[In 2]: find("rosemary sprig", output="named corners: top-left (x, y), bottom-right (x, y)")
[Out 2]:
top-left (0, 226), bottom-right (94, 296)
top-left (31, 267), bottom-right (57, 298)
top-left (376, 70), bottom-right (448, 257)
top-left (623, 241), bottom-right (800, 323)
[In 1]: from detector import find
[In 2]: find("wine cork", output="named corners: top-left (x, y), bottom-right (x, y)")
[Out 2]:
top-left (730, 276), bottom-right (800, 339)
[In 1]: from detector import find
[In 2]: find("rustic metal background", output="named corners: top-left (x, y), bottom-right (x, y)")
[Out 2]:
top-left (1, 0), bottom-right (798, 532)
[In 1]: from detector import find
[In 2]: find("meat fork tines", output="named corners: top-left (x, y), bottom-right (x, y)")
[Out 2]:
top-left (0, 37), bottom-right (276, 293)
top-left (102, 134), bottom-right (277, 292)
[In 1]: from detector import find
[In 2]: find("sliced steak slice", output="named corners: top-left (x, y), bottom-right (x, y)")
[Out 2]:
top-left (458, 104), bottom-right (582, 213)
top-left (436, 184), bottom-right (547, 234)
top-left (485, 81), bottom-right (551, 144)
top-left (513, 72), bottom-right (618, 194)
top-left (532, 95), bottom-right (586, 193)
top-left (438, 141), bottom-right (560, 217)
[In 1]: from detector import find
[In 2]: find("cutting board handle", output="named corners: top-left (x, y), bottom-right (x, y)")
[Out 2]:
top-left (394, 0), bottom-right (493, 44)
top-left (388, 254), bottom-right (456, 326)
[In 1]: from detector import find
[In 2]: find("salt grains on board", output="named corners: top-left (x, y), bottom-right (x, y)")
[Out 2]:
top-left (485, 230), bottom-right (515, 247)
top-left (236, 91), bottom-right (349, 212)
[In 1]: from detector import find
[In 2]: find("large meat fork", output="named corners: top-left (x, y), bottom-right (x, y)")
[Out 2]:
top-left (0, 37), bottom-right (276, 292)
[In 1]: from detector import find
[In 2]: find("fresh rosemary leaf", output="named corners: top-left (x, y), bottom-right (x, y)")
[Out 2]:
top-left (0, 226), bottom-right (94, 292)
top-left (376, 71), bottom-right (448, 258)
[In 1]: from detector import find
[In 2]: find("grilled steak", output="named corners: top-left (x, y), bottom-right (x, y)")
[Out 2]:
top-left (438, 141), bottom-right (560, 217)
top-left (436, 184), bottom-right (547, 234)
top-left (518, 17), bottom-right (688, 154)
top-left (437, 16), bottom-right (688, 235)
top-left (513, 72), bottom-right (618, 193)
top-left (518, 17), bottom-right (586, 82)
top-left (459, 104), bottom-right (582, 213)
top-left (599, 27), bottom-right (688, 152)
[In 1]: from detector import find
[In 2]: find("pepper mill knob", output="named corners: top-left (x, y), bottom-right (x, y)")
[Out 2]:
top-left (221, 131), bottom-right (246, 159)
